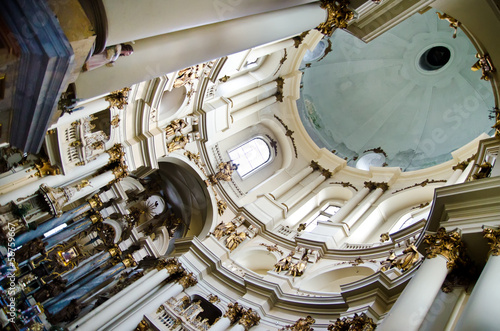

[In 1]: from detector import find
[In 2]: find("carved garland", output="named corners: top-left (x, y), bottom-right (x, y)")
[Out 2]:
top-left (274, 115), bottom-right (298, 158)
top-left (392, 179), bottom-right (447, 194)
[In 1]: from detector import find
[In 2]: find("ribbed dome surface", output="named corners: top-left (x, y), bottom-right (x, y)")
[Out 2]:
top-left (297, 9), bottom-right (495, 171)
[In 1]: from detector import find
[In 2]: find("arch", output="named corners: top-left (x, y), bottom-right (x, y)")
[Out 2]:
top-left (232, 247), bottom-right (279, 276)
top-left (299, 266), bottom-right (376, 293)
top-left (158, 85), bottom-right (188, 122)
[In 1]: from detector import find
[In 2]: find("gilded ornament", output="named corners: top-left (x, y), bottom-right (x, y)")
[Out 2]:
top-left (209, 161), bottom-right (238, 184)
top-left (224, 302), bottom-right (243, 323)
top-left (472, 161), bottom-right (492, 180)
top-left (328, 313), bottom-right (376, 331)
top-left (135, 318), bottom-right (149, 331)
top-left (208, 294), bottom-right (220, 304)
top-left (316, 0), bottom-right (354, 36)
top-left (452, 161), bottom-right (469, 171)
top-left (238, 308), bottom-right (260, 329)
top-left (106, 144), bottom-right (125, 163)
top-left (177, 272), bottom-right (197, 289)
top-left (111, 115), bottom-right (120, 128)
top-left (424, 227), bottom-right (465, 270)
top-left (219, 75), bottom-right (230, 83)
top-left (281, 315), bottom-right (315, 331)
top-left (105, 87), bottom-right (131, 109)
top-left (217, 199), bottom-right (227, 216)
top-left (293, 31), bottom-right (310, 48)
top-left (212, 221), bottom-right (236, 239)
top-left (437, 12), bottom-right (461, 38)
top-left (122, 257), bottom-right (136, 269)
top-left (471, 53), bottom-right (495, 81)
top-left (167, 134), bottom-right (190, 153)
top-left (89, 213), bottom-right (103, 224)
top-left (87, 194), bottom-right (103, 210)
top-left (108, 247), bottom-right (120, 257)
top-left (380, 232), bottom-right (390, 242)
top-left (483, 228), bottom-right (500, 256)
top-left (33, 159), bottom-right (61, 177)
top-left (161, 258), bottom-right (184, 274)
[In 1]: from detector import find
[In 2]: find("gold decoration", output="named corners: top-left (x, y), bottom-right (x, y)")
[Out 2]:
top-left (87, 194), bottom-right (103, 210)
top-left (238, 308), bottom-right (261, 330)
top-left (177, 272), bottom-right (197, 289)
top-left (165, 119), bottom-right (188, 138)
top-left (297, 223), bottom-right (307, 232)
top-left (275, 251), bottom-right (295, 273)
top-left (437, 12), bottom-right (461, 38)
top-left (411, 202), bottom-right (430, 210)
top-left (89, 213), bottom-right (103, 224)
top-left (105, 87), bottom-right (131, 109)
top-left (274, 115), bottom-right (298, 158)
top-left (106, 144), bottom-right (125, 164)
top-left (330, 181), bottom-right (358, 191)
top-left (424, 227), bottom-right (465, 270)
top-left (212, 221), bottom-right (236, 239)
top-left (471, 53), bottom-right (495, 81)
top-left (275, 77), bottom-right (285, 102)
top-left (321, 168), bottom-right (332, 179)
top-left (69, 140), bottom-right (82, 147)
top-left (395, 244), bottom-right (420, 272)
top-left (472, 161), bottom-right (492, 180)
top-left (46, 129), bottom-right (56, 135)
top-left (452, 160), bottom-right (469, 171)
top-left (209, 161), bottom-right (238, 184)
top-left (316, 0), bottom-right (354, 36)
top-left (483, 228), bottom-right (500, 256)
top-left (111, 115), bottom-right (120, 128)
top-left (224, 302), bottom-right (243, 323)
top-left (392, 179), bottom-right (446, 194)
top-left (274, 49), bottom-right (288, 76)
top-left (380, 232), bottom-right (390, 242)
top-left (219, 75), bottom-right (230, 83)
top-left (122, 258), bottom-right (136, 269)
top-left (225, 231), bottom-right (246, 251)
top-left (293, 31), bottom-right (310, 48)
top-left (108, 247), bottom-right (120, 257)
top-left (208, 294), bottom-right (220, 304)
top-left (135, 318), bottom-right (150, 331)
top-left (281, 315), bottom-right (315, 331)
top-left (33, 159), bottom-right (61, 177)
top-left (217, 199), bottom-right (227, 216)
top-left (288, 255), bottom-right (308, 277)
top-left (167, 134), bottom-right (190, 153)
top-left (76, 180), bottom-right (91, 191)
top-left (328, 313), bottom-right (376, 331)
top-left (111, 164), bottom-right (129, 182)
top-left (158, 258), bottom-right (184, 274)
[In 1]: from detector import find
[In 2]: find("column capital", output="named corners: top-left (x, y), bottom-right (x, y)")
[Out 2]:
top-left (424, 227), bottom-right (465, 269)
top-left (452, 160), bottom-right (469, 171)
top-left (177, 272), bottom-right (197, 289)
top-left (321, 168), bottom-right (332, 179)
top-left (224, 302), bottom-right (243, 324)
top-left (87, 194), bottom-right (103, 210)
top-left (363, 181), bottom-right (389, 191)
top-left (156, 257), bottom-right (184, 274)
top-left (283, 315), bottom-right (315, 330)
top-left (310, 160), bottom-right (321, 171)
top-left (316, 0), bottom-right (354, 36)
top-left (238, 308), bottom-right (260, 330)
top-left (89, 212), bottom-right (103, 224)
top-left (106, 144), bottom-right (126, 163)
top-left (483, 228), bottom-right (500, 256)
top-left (105, 88), bottom-right (131, 110)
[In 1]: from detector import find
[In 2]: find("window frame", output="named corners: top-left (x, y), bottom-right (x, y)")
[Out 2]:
top-left (227, 136), bottom-right (273, 179)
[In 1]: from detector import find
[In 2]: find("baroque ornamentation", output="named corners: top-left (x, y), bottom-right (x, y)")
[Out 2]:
top-left (32, 159), bottom-right (61, 177)
top-left (328, 313), bottom-right (376, 331)
top-left (471, 53), bottom-right (495, 81)
top-left (238, 308), bottom-right (261, 330)
top-left (392, 179), bottom-right (446, 194)
top-left (208, 294), bottom-right (220, 304)
top-left (106, 144), bottom-right (126, 164)
top-left (330, 181), bottom-right (358, 191)
top-left (424, 227), bottom-right (465, 270)
top-left (437, 12), bottom-right (461, 38)
top-left (177, 272), bottom-right (198, 289)
top-left (217, 199), bottom-right (227, 216)
top-left (87, 194), bottom-right (103, 210)
top-left (472, 161), bottom-right (493, 180)
top-left (105, 87), bottom-right (130, 109)
top-left (225, 231), bottom-right (246, 251)
top-left (274, 49), bottom-right (288, 76)
top-left (260, 243), bottom-right (284, 255)
top-left (274, 115), bottom-right (298, 158)
top-left (275, 77), bottom-right (285, 102)
top-left (224, 302), bottom-right (243, 324)
top-left (293, 31), bottom-right (310, 48)
top-left (281, 315), bottom-right (315, 331)
top-left (380, 232), bottom-right (390, 242)
top-left (167, 134), bottom-right (190, 153)
top-left (165, 119), bottom-right (188, 138)
top-left (209, 161), bottom-right (238, 184)
top-left (316, 0), bottom-right (355, 36)
top-left (483, 228), bottom-right (500, 256)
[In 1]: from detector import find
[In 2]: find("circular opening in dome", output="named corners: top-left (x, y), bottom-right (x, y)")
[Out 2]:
top-left (419, 46), bottom-right (451, 71)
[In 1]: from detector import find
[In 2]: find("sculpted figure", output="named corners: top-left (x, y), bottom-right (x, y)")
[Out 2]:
top-left (212, 221), bottom-right (236, 239)
top-left (274, 251), bottom-right (294, 273)
top-left (83, 44), bottom-right (133, 71)
top-left (395, 244), bottom-right (420, 272)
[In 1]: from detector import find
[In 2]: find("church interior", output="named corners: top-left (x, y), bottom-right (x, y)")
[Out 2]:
top-left (1, 0), bottom-right (500, 330)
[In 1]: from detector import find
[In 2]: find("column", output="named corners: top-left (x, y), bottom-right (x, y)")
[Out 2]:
top-left (14, 203), bottom-right (91, 247)
top-left (69, 258), bottom-right (185, 331)
top-left (0, 151), bottom-right (111, 205)
top-left (75, 3), bottom-right (326, 99)
top-left (282, 168), bottom-right (331, 211)
top-left (343, 182), bottom-right (388, 229)
top-left (269, 164), bottom-right (314, 200)
top-left (229, 308), bottom-right (261, 331)
top-left (62, 249), bottom-right (115, 285)
top-left (454, 228), bottom-right (500, 331)
top-left (328, 185), bottom-right (372, 223)
top-left (109, 272), bottom-right (198, 331)
top-left (247, 38), bottom-right (296, 62)
top-left (43, 213), bottom-right (103, 249)
top-left (445, 161), bottom-right (468, 185)
top-left (379, 228), bottom-right (465, 331)
top-left (45, 258), bottom-right (132, 315)
top-left (211, 302), bottom-right (243, 331)
top-left (103, 0), bottom-right (319, 46)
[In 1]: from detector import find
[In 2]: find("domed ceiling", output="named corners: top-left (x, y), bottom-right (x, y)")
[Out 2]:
top-left (297, 9), bottom-right (495, 171)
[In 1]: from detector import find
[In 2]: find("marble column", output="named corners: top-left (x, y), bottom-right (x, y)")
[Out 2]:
top-left (61, 248), bottom-right (116, 285)
top-left (211, 317), bottom-right (233, 331)
top-left (379, 228), bottom-right (465, 331)
top-left (102, 0), bottom-right (319, 46)
top-left (45, 258), bottom-right (132, 315)
top-left (14, 203), bottom-right (91, 247)
top-left (269, 164), bottom-right (314, 200)
top-left (211, 302), bottom-right (243, 331)
top-left (454, 228), bottom-right (500, 331)
top-left (70, 259), bottom-right (185, 331)
top-left (108, 272), bottom-right (198, 331)
top-left (43, 213), bottom-right (102, 249)
top-left (75, 3), bottom-right (326, 98)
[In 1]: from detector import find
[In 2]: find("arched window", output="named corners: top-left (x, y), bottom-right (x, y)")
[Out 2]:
top-left (228, 137), bottom-right (272, 177)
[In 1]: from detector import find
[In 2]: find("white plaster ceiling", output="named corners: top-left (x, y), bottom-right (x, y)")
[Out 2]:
top-left (297, 9), bottom-right (495, 171)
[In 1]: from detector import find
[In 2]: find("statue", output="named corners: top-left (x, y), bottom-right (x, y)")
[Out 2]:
top-left (471, 53), bottom-right (495, 81)
top-left (437, 12), bottom-right (461, 38)
top-left (167, 134), bottom-right (190, 153)
top-left (473, 161), bottom-right (492, 180)
top-left (165, 119), bottom-right (188, 137)
top-left (274, 251), bottom-right (294, 273)
top-left (225, 231), bottom-right (246, 251)
top-left (394, 244), bottom-right (420, 272)
top-left (212, 221), bottom-right (236, 239)
top-left (210, 161), bottom-right (238, 184)
top-left (83, 44), bottom-right (134, 71)
top-left (379, 250), bottom-right (397, 272)
top-left (282, 315), bottom-right (315, 331)
top-left (288, 256), bottom-right (308, 277)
